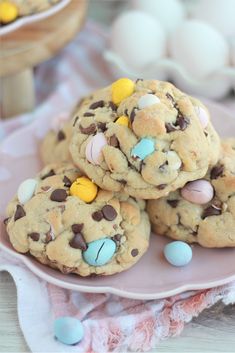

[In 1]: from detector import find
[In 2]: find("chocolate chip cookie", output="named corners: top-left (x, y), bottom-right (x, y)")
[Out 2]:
top-left (69, 78), bottom-right (220, 199)
top-left (147, 139), bottom-right (235, 248)
top-left (5, 163), bottom-right (150, 276)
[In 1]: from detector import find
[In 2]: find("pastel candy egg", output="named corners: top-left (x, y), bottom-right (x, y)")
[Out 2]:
top-left (51, 112), bottom-right (70, 132)
top-left (115, 115), bottom-right (129, 127)
top-left (138, 94), bottom-right (160, 109)
top-left (83, 238), bottom-right (116, 266)
top-left (17, 179), bottom-right (38, 204)
top-left (165, 151), bottom-right (182, 170)
top-left (195, 106), bottom-right (209, 129)
top-left (164, 241), bottom-right (192, 267)
top-left (54, 317), bottom-right (84, 345)
top-left (131, 138), bottom-right (155, 160)
top-left (0, 2), bottom-right (18, 24)
top-left (181, 180), bottom-right (214, 205)
top-left (111, 78), bottom-right (135, 105)
top-left (70, 177), bottom-right (98, 203)
top-left (85, 133), bottom-right (107, 165)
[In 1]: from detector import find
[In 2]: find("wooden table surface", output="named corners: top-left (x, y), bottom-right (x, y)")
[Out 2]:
top-left (1, 1), bottom-right (235, 352)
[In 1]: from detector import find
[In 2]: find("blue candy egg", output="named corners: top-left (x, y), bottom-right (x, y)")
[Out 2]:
top-left (131, 138), bottom-right (155, 160)
top-left (164, 241), bottom-right (192, 267)
top-left (83, 238), bottom-right (116, 266)
top-left (54, 317), bottom-right (84, 345)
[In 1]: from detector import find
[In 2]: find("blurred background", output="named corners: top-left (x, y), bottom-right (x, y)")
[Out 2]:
top-left (0, 0), bottom-right (235, 120)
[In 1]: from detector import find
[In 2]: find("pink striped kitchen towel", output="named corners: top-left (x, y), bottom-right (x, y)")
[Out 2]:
top-left (1, 21), bottom-right (235, 352)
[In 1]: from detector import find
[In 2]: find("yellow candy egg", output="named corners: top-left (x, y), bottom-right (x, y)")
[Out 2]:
top-left (0, 1), bottom-right (18, 24)
top-left (115, 115), bottom-right (130, 127)
top-left (70, 176), bottom-right (98, 203)
top-left (111, 78), bottom-right (135, 105)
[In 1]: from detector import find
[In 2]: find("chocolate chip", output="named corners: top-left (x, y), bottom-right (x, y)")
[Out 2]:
top-left (50, 189), bottom-right (67, 202)
top-left (109, 101), bottom-right (117, 111)
top-left (118, 179), bottom-right (127, 185)
top-left (41, 169), bottom-right (55, 180)
top-left (97, 122), bottom-right (107, 132)
top-left (130, 108), bottom-right (136, 123)
top-left (202, 205), bottom-right (222, 219)
top-left (131, 249), bottom-right (139, 257)
top-left (71, 223), bottom-right (84, 234)
top-left (45, 229), bottom-right (53, 243)
top-left (136, 78), bottom-right (143, 83)
top-left (89, 100), bottom-right (105, 110)
top-left (102, 205), bottom-right (117, 221)
top-left (84, 112), bottom-right (95, 117)
top-left (157, 184), bottom-right (167, 190)
top-left (3, 217), bottom-right (9, 225)
top-left (167, 199), bottom-right (179, 208)
top-left (41, 186), bottom-right (51, 192)
top-left (14, 205), bottom-right (26, 221)
top-left (57, 130), bottom-right (66, 141)
top-left (124, 108), bottom-right (128, 116)
top-left (79, 123), bottom-right (96, 135)
top-left (29, 232), bottom-right (40, 241)
top-left (140, 160), bottom-right (145, 173)
top-left (210, 164), bottom-right (224, 180)
top-left (176, 115), bottom-right (190, 131)
top-left (159, 161), bottom-right (168, 172)
top-left (166, 93), bottom-right (175, 105)
top-left (63, 176), bottom-right (72, 187)
top-left (69, 233), bottom-right (87, 250)
top-left (109, 135), bottom-right (119, 148)
top-left (113, 234), bottom-right (122, 241)
top-left (73, 116), bottom-right (79, 127)
top-left (92, 211), bottom-right (103, 222)
top-left (165, 123), bottom-right (177, 133)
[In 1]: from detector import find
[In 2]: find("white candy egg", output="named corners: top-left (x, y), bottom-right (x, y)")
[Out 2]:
top-left (17, 178), bottom-right (38, 204)
top-left (192, 0), bottom-right (235, 39)
top-left (111, 10), bottom-right (166, 71)
top-left (138, 94), bottom-right (160, 109)
top-left (169, 20), bottom-right (229, 79)
top-left (131, 0), bottom-right (185, 34)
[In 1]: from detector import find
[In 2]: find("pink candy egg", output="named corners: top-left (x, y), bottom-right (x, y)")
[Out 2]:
top-left (181, 180), bottom-right (214, 205)
top-left (195, 106), bottom-right (209, 129)
top-left (85, 133), bottom-right (107, 165)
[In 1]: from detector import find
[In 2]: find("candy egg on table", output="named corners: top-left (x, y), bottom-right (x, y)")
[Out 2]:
top-left (110, 10), bottom-right (166, 71)
top-left (54, 317), bottom-right (84, 345)
top-left (164, 241), bottom-right (193, 267)
top-left (131, 0), bottom-right (185, 34)
top-left (169, 20), bottom-right (230, 79)
top-left (192, 0), bottom-right (235, 39)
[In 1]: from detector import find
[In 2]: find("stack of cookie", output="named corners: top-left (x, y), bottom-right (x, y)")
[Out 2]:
top-left (5, 78), bottom-right (235, 276)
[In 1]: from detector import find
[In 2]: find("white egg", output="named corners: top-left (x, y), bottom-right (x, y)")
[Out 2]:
top-left (192, 0), bottom-right (235, 39)
top-left (131, 0), bottom-right (185, 34)
top-left (111, 10), bottom-right (166, 71)
top-left (169, 20), bottom-right (229, 79)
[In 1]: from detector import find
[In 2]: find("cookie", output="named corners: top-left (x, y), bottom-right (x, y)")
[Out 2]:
top-left (40, 119), bottom-right (73, 165)
top-left (147, 139), bottom-right (235, 248)
top-left (5, 163), bottom-right (150, 276)
top-left (40, 97), bottom-right (95, 165)
top-left (69, 78), bottom-right (220, 199)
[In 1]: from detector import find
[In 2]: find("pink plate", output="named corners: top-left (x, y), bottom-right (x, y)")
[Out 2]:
top-left (0, 99), bottom-right (235, 299)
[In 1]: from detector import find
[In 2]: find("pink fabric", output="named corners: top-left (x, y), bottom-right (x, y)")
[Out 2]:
top-left (1, 21), bottom-right (235, 352)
